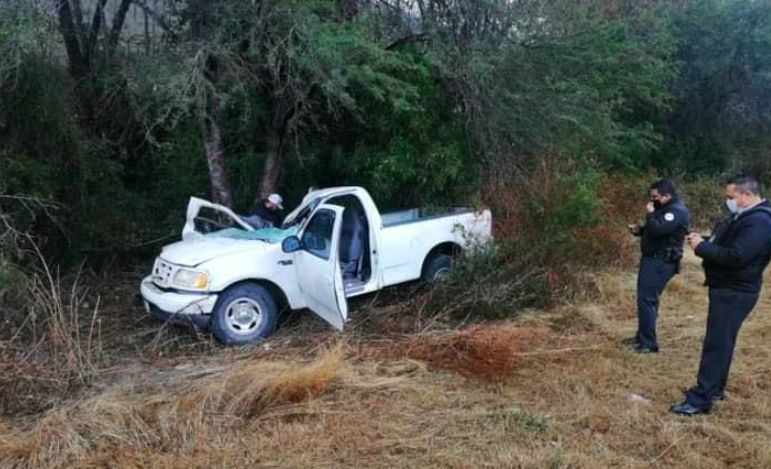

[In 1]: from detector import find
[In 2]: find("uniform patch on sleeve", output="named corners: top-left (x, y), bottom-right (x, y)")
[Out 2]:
top-left (664, 212), bottom-right (675, 222)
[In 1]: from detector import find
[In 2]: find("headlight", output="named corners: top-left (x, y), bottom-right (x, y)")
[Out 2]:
top-left (172, 269), bottom-right (209, 289)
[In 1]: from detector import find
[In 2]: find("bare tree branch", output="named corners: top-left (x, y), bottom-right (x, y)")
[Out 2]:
top-left (70, 0), bottom-right (87, 48)
top-left (108, 0), bottom-right (134, 58)
top-left (134, 0), bottom-right (178, 40)
top-left (86, 0), bottom-right (108, 61)
top-left (56, 0), bottom-right (88, 80)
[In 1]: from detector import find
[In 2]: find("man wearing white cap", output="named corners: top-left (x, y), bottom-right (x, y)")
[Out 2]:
top-left (243, 193), bottom-right (284, 229)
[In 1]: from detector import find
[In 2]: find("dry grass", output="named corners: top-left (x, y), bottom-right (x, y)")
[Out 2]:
top-left (0, 344), bottom-right (350, 469)
top-left (0, 253), bottom-right (104, 414)
top-left (359, 324), bottom-right (555, 381)
top-left (2, 251), bottom-right (771, 468)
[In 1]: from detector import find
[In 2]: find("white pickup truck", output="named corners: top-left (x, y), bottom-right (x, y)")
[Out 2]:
top-left (140, 186), bottom-right (492, 344)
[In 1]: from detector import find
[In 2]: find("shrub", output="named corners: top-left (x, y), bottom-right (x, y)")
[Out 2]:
top-left (484, 153), bottom-right (634, 303)
top-left (679, 176), bottom-right (726, 230)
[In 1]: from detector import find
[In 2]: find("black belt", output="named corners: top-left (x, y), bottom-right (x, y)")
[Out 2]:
top-left (651, 251), bottom-right (682, 263)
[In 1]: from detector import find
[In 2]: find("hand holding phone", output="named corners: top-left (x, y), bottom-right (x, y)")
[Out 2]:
top-left (686, 232), bottom-right (704, 250)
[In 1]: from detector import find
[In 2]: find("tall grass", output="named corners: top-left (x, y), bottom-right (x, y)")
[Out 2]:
top-left (0, 344), bottom-right (349, 469)
top-left (1, 240), bottom-right (102, 414)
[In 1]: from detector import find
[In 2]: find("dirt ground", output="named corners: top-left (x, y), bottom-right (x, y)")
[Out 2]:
top-left (2, 251), bottom-right (771, 469)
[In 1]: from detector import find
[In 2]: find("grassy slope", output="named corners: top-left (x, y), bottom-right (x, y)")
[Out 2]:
top-left (2, 251), bottom-right (771, 469)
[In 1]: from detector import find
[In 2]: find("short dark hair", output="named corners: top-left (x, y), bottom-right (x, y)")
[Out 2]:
top-left (728, 174), bottom-right (761, 195)
top-left (650, 179), bottom-right (676, 197)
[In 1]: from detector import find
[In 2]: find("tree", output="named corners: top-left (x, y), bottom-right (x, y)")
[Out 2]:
top-left (54, 0), bottom-right (134, 121)
top-left (150, 0), bottom-right (427, 204)
top-left (188, 0), bottom-right (233, 207)
top-left (246, 0), bottom-right (427, 199)
top-left (390, 0), bottom-right (675, 172)
top-left (662, 0), bottom-right (771, 174)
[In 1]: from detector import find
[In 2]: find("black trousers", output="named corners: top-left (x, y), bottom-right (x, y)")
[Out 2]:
top-left (636, 257), bottom-right (677, 349)
top-left (686, 287), bottom-right (759, 409)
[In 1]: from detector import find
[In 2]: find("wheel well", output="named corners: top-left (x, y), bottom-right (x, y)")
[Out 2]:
top-left (422, 242), bottom-right (462, 269)
top-left (223, 279), bottom-right (290, 313)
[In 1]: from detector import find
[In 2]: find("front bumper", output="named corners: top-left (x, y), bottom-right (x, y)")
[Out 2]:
top-left (140, 276), bottom-right (218, 328)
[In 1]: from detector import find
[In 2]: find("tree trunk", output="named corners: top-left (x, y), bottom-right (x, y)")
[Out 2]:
top-left (56, 0), bottom-right (89, 82)
top-left (200, 83), bottom-right (233, 208)
top-left (85, 0), bottom-right (108, 64)
top-left (56, 0), bottom-right (132, 121)
top-left (199, 55), bottom-right (233, 208)
top-left (107, 0), bottom-right (134, 59)
top-left (258, 98), bottom-right (298, 200)
top-left (70, 0), bottom-right (87, 48)
top-left (259, 124), bottom-right (285, 199)
top-left (257, 84), bottom-right (314, 201)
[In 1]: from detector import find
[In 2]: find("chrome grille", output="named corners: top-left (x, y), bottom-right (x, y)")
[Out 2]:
top-left (152, 258), bottom-right (175, 288)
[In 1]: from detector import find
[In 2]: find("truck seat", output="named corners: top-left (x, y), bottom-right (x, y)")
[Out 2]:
top-left (340, 208), bottom-right (367, 278)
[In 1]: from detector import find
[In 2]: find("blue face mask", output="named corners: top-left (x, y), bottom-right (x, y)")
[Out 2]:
top-left (726, 198), bottom-right (739, 214)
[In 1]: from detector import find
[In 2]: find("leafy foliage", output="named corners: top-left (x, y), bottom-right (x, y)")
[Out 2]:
top-left (1, 0), bottom-right (770, 266)
top-left (659, 0), bottom-right (771, 174)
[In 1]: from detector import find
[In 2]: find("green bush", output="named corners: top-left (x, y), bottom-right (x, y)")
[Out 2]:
top-left (679, 176), bottom-right (729, 231)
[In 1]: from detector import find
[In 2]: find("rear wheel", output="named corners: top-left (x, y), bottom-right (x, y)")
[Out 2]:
top-left (211, 284), bottom-right (277, 345)
top-left (421, 253), bottom-right (453, 283)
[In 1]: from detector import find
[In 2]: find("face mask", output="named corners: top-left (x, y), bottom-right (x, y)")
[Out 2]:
top-left (726, 198), bottom-right (739, 213)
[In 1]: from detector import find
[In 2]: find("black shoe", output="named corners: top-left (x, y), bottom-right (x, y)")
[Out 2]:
top-left (634, 345), bottom-right (659, 354)
top-left (670, 401), bottom-right (710, 415)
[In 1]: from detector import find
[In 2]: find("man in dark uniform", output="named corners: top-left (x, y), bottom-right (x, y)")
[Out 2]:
top-left (671, 175), bottom-right (771, 415)
top-left (626, 179), bottom-right (691, 354)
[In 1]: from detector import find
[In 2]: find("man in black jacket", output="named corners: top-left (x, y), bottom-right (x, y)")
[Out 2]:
top-left (627, 179), bottom-right (691, 353)
top-left (671, 175), bottom-right (771, 415)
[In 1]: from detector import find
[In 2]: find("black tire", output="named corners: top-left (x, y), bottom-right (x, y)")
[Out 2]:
top-left (421, 253), bottom-right (453, 283)
top-left (211, 283), bottom-right (278, 345)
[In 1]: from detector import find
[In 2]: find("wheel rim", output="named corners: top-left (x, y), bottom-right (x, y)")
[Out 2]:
top-left (433, 266), bottom-right (451, 281)
top-left (224, 298), bottom-right (263, 335)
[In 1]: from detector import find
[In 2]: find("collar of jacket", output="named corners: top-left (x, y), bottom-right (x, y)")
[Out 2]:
top-left (734, 199), bottom-right (769, 219)
top-left (659, 196), bottom-right (681, 210)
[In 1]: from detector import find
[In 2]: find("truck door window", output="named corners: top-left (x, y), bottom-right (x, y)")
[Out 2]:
top-left (302, 209), bottom-right (335, 260)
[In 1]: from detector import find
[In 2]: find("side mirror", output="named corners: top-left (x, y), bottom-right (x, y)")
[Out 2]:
top-left (282, 235), bottom-right (302, 253)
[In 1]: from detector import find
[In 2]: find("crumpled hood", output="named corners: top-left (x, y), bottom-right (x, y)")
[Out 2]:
top-left (160, 237), bottom-right (270, 267)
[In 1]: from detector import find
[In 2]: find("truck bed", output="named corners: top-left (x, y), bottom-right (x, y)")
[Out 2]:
top-left (380, 207), bottom-right (475, 228)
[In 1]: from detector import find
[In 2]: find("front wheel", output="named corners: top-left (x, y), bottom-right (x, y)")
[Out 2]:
top-left (421, 253), bottom-right (453, 283)
top-left (211, 283), bottom-right (278, 345)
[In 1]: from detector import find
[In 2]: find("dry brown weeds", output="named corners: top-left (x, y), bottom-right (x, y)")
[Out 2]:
top-left (2, 251), bottom-right (771, 469)
top-left (1, 343), bottom-right (350, 469)
top-left (358, 324), bottom-right (554, 381)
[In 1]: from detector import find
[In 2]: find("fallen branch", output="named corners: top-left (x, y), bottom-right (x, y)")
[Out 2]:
top-left (650, 434), bottom-right (689, 465)
top-left (511, 346), bottom-right (604, 356)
